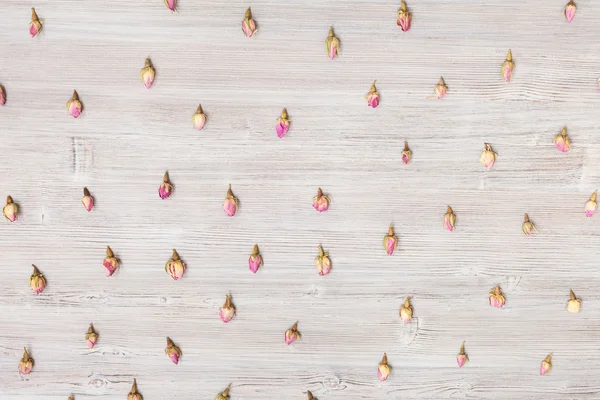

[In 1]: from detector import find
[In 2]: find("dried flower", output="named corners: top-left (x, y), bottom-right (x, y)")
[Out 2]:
top-left (427, 77), bottom-right (447, 99)
top-left (82, 187), bottom-right (94, 212)
top-left (219, 295), bottom-right (236, 323)
top-left (193, 104), bottom-right (207, 130)
top-left (128, 379), bottom-right (143, 400)
top-left (165, 337), bottom-right (182, 365)
top-left (501, 50), bottom-right (514, 82)
top-left (383, 224), bottom-right (398, 255)
top-left (315, 245), bottom-right (332, 276)
top-left (248, 244), bottom-right (263, 273)
top-left (457, 341), bottom-right (468, 368)
top-left (489, 285), bottom-right (506, 308)
top-left (140, 58), bottom-right (155, 89)
top-left (307, 391), bottom-right (317, 400)
top-left (522, 213), bottom-right (538, 236)
top-left (567, 289), bottom-right (582, 313)
top-left (0, 85), bottom-right (6, 106)
top-left (401, 141), bottom-right (412, 164)
top-left (223, 184), bottom-right (238, 216)
top-left (312, 187), bottom-right (330, 212)
top-left (480, 143), bottom-right (497, 169)
top-left (86, 324), bottom-right (98, 349)
top-left (158, 171), bottom-right (174, 199)
top-left (18, 348), bottom-right (34, 375)
top-left (165, 249), bottom-right (186, 280)
top-left (399, 297), bottom-right (413, 323)
top-left (554, 126), bottom-right (571, 153)
top-left (164, 0), bottom-right (176, 12)
top-left (325, 27), bottom-right (340, 59)
top-left (365, 80), bottom-right (380, 108)
top-left (540, 354), bottom-right (552, 376)
top-left (276, 108), bottom-right (291, 138)
top-left (378, 353), bottom-right (391, 381)
top-left (3, 195), bottom-right (18, 222)
top-left (242, 8), bottom-right (257, 38)
top-left (443, 206), bottom-right (456, 232)
top-left (216, 385), bottom-right (231, 400)
top-left (29, 8), bottom-right (42, 38)
top-left (29, 265), bottom-right (46, 294)
top-left (102, 246), bottom-right (120, 277)
top-left (285, 321), bottom-right (300, 345)
top-left (585, 191), bottom-right (597, 217)
top-left (66, 90), bottom-right (83, 118)
top-left (564, 0), bottom-right (576, 23)
top-left (397, 1), bottom-right (412, 32)
top-left (597, 77), bottom-right (600, 88)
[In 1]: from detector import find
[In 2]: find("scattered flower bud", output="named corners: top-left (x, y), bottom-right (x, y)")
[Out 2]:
top-left (165, 249), bottom-right (186, 280)
top-left (29, 8), bottom-right (42, 38)
top-left (501, 50), bottom-right (514, 82)
top-left (457, 341), bottom-right (468, 368)
top-left (378, 353), bottom-right (391, 381)
top-left (397, 1), bottom-right (412, 32)
top-left (140, 58), bottom-right (155, 89)
top-left (102, 246), bottom-right (120, 277)
top-left (86, 323), bottom-right (98, 349)
top-left (219, 294), bottom-right (236, 323)
top-left (427, 77), bottom-right (447, 99)
top-left (402, 141), bottom-right (412, 164)
top-left (585, 191), bottom-right (597, 217)
top-left (165, 337), bottom-right (182, 365)
top-left (312, 187), bottom-right (330, 212)
top-left (82, 187), bottom-right (94, 212)
top-left (489, 285), bottom-right (506, 308)
top-left (164, 0), bottom-right (176, 12)
top-left (554, 126), bottom-right (571, 153)
top-left (564, 0), bottom-right (576, 23)
top-left (192, 104), bottom-right (207, 130)
top-left (365, 80), bottom-right (380, 108)
top-left (307, 391), bottom-right (317, 400)
top-left (315, 245), bottom-right (332, 276)
top-left (248, 244), bottom-right (263, 273)
top-left (223, 184), bottom-right (238, 216)
top-left (128, 379), bottom-right (143, 400)
top-left (567, 289), bottom-right (582, 313)
top-left (383, 224), bottom-right (398, 255)
top-left (275, 108), bottom-right (291, 138)
top-left (216, 385), bottom-right (231, 400)
top-left (480, 143), bottom-right (497, 169)
top-left (0, 85), bottom-right (6, 106)
top-left (325, 27), bottom-right (340, 59)
top-left (3, 195), bottom-right (18, 222)
top-left (18, 348), bottom-right (34, 375)
top-left (285, 321), bottom-right (300, 345)
top-left (158, 171), bottom-right (173, 199)
top-left (29, 265), bottom-right (46, 294)
top-left (522, 213), bottom-right (538, 236)
top-left (443, 206), bottom-right (456, 232)
top-left (399, 297), bottom-right (413, 323)
top-left (540, 354), bottom-right (552, 376)
top-left (66, 90), bottom-right (83, 118)
top-left (242, 8), bottom-right (257, 38)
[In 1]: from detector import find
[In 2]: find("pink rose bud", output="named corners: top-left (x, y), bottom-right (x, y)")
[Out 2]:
top-left (365, 80), bottom-right (380, 108)
top-left (219, 294), bottom-right (236, 323)
top-left (457, 341), bottom-right (468, 368)
top-left (399, 297), bottom-right (413, 323)
top-left (554, 126), bottom-right (571, 152)
top-left (128, 379), bottom-right (143, 400)
top-left (82, 187), bottom-right (94, 212)
top-left (540, 354), bottom-right (552, 376)
top-left (383, 224), bottom-right (398, 255)
top-left (312, 187), bottom-right (330, 212)
top-left (29, 265), bottom-right (47, 294)
top-left (567, 289), bottom-right (582, 313)
top-left (165, 337), bottom-right (182, 365)
top-left (192, 104), bottom-right (207, 130)
top-left (522, 213), bottom-right (538, 236)
top-left (564, 0), bottom-right (576, 23)
top-left (29, 8), bottom-right (42, 38)
top-left (402, 141), bottom-right (412, 164)
top-left (18, 348), bottom-right (34, 375)
top-left (428, 77), bottom-right (447, 99)
top-left (140, 58), bottom-right (156, 89)
top-left (216, 385), bottom-right (231, 400)
top-left (443, 206), bottom-right (456, 232)
top-left (3, 195), bottom-right (18, 222)
top-left (165, 249), bottom-right (186, 280)
top-left (158, 171), bottom-right (174, 199)
top-left (66, 90), bottom-right (83, 118)
top-left (315, 245), bottom-right (332, 276)
top-left (242, 7), bottom-right (257, 38)
top-left (501, 50), bottom-right (514, 83)
top-left (479, 143), bottom-right (497, 169)
top-left (86, 323), bottom-right (98, 349)
top-left (164, 0), bottom-right (176, 12)
top-left (102, 246), bottom-right (120, 277)
top-left (248, 244), bottom-right (263, 273)
top-left (325, 27), bottom-right (340, 59)
top-left (377, 353), bottom-right (391, 381)
top-left (585, 191), bottom-right (597, 217)
top-left (223, 184), bottom-right (238, 216)
top-left (0, 85), bottom-right (6, 106)
top-left (284, 321), bottom-right (300, 345)
top-left (397, 1), bottom-right (412, 32)
top-left (276, 108), bottom-right (291, 138)
top-left (489, 285), bottom-right (506, 308)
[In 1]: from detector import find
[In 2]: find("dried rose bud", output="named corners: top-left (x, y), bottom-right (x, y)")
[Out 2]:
top-left (585, 191), bottom-right (597, 217)
top-left (397, 0), bottom-right (412, 32)
top-left (501, 50), bottom-right (514, 83)
top-left (29, 8), bottom-right (42, 38)
top-left (66, 90), bottom-right (83, 118)
top-left (554, 126), bottom-right (571, 153)
top-left (383, 224), bottom-right (398, 255)
top-left (158, 171), bottom-right (174, 199)
top-left (540, 354), bottom-right (552, 376)
top-left (223, 184), bottom-right (238, 216)
top-left (0, 85), bottom-right (6, 106)
top-left (219, 294), bottom-right (236, 323)
top-left (307, 391), bottom-right (317, 400)
top-left (164, 0), bottom-right (176, 11)
top-left (597, 77), bottom-right (600, 88)
top-left (480, 143), bottom-right (497, 169)
top-left (377, 353), bottom-right (391, 381)
top-left (443, 206), bottom-right (456, 232)
top-left (18, 347), bottom-right (34, 375)
top-left (325, 27), bottom-right (340, 59)
top-left (242, 8), bottom-right (257, 38)
top-left (401, 141), bottom-right (412, 164)
top-left (426, 76), bottom-right (448, 99)
top-left (192, 104), bottom-right (207, 130)
top-left (248, 244), bottom-right (263, 273)
top-left (315, 245), bottom-right (332, 276)
top-left (86, 323), bottom-right (98, 349)
top-left (399, 297), bottom-right (413, 323)
top-left (276, 108), bottom-right (291, 138)
top-left (365, 80), bottom-right (380, 108)
top-left (564, 0), bottom-right (576, 23)
top-left (567, 289), bottom-right (582, 313)
top-left (3, 195), bottom-right (18, 222)
top-left (216, 385), bottom-right (231, 400)
top-left (165, 337), bottom-right (182, 365)
top-left (312, 187), bottom-right (330, 212)
top-left (128, 379), bottom-right (143, 400)
top-left (140, 58), bottom-right (155, 89)
top-left (29, 265), bottom-right (46, 294)
top-left (165, 249), bottom-right (186, 280)
top-left (522, 213), bottom-right (538, 236)
top-left (102, 246), bottom-right (120, 277)
top-left (489, 285), bottom-right (506, 308)
top-left (284, 321), bottom-right (300, 345)
top-left (457, 341), bottom-right (468, 368)
top-left (82, 187), bottom-right (94, 212)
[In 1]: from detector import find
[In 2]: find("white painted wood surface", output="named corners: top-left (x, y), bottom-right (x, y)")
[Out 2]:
top-left (1, 0), bottom-right (600, 398)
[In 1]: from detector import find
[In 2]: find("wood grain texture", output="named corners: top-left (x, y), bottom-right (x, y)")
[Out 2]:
top-left (1, 0), bottom-right (600, 398)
